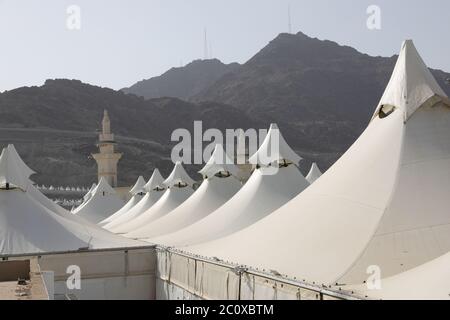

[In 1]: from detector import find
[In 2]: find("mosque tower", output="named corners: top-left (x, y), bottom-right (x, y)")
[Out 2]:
top-left (92, 110), bottom-right (122, 187)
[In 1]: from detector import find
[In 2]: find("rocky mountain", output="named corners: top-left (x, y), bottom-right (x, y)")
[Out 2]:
top-left (122, 59), bottom-right (240, 100)
top-left (0, 79), bottom-right (260, 187)
top-left (3, 32), bottom-right (450, 188)
top-left (191, 32), bottom-right (450, 165)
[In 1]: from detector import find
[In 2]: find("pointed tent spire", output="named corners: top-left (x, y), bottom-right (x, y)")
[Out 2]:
top-left (373, 40), bottom-right (449, 121)
top-left (93, 176), bottom-right (116, 195)
top-left (144, 169), bottom-right (165, 192)
top-left (199, 144), bottom-right (239, 178)
top-left (83, 183), bottom-right (96, 201)
top-left (249, 123), bottom-right (302, 166)
top-left (0, 147), bottom-right (30, 190)
top-left (129, 176), bottom-right (146, 195)
top-left (163, 162), bottom-right (195, 187)
top-left (7, 144), bottom-right (36, 178)
top-left (305, 162), bottom-right (322, 184)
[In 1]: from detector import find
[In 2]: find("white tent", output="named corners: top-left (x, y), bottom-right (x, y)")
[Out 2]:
top-left (76, 182), bottom-right (97, 210)
top-left (120, 162), bottom-right (195, 236)
top-left (0, 146), bottom-right (142, 255)
top-left (249, 123), bottom-right (301, 166)
top-left (98, 176), bottom-right (146, 226)
top-left (129, 145), bottom-right (242, 239)
top-left (6, 144), bottom-right (36, 179)
top-left (180, 40), bottom-right (450, 286)
top-left (27, 183), bottom-right (71, 217)
top-left (150, 125), bottom-right (309, 246)
top-left (305, 162), bottom-right (322, 184)
top-left (347, 251), bottom-right (450, 300)
top-left (72, 177), bottom-right (125, 224)
top-left (104, 169), bottom-right (165, 232)
top-left (0, 146), bottom-right (30, 190)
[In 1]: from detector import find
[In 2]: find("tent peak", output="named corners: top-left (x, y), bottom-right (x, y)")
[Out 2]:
top-left (0, 146), bottom-right (30, 190)
top-left (373, 40), bottom-right (447, 121)
top-left (199, 144), bottom-right (239, 178)
top-left (129, 176), bottom-right (146, 195)
top-left (249, 124), bottom-right (302, 166)
top-left (144, 169), bottom-right (165, 192)
top-left (163, 162), bottom-right (195, 188)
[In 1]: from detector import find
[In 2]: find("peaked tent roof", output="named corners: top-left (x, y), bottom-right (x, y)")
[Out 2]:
top-left (72, 177), bottom-right (124, 224)
top-left (98, 193), bottom-right (145, 226)
top-left (163, 162), bottom-right (195, 187)
top-left (117, 162), bottom-right (195, 236)
top-left (0, 151), bottom-right (143, 255)
top-left (248, 123), bottom-right (302, 166)
top-left (104, 169), bottom-right (166, 232)
top-left (179, 40), bottom-right (450, 286)
top-left (144, 168), bottom-right (165, 192)
top-left (199, 144), bottom-right (239, 178)
top-left (81, 183), bottom-right (97, 203)
top-left (139, 177), bottom-right (242, 240)
top-left (27, 183), bottom-right (71, 217)
top-left (128, 149), bottom-right (242, 239)
top-left (153, 162), bottom-right (309, 247)
top-left (105, 190), bottom-right (165, 232)
top-left (305, 163), bottom-right (322, 184)
top-left (0, 147), bottom-right (30, 190)
top-left (129, 176), bottom-right (147, 195)
top-left (123, 187), bottom-right (194, 236)
top-left (372, 40), bottom-right (448, 121)
top-left (7, 144), bottom-right (36, 179)
top-left (99, 176), bottom-right (147, 226)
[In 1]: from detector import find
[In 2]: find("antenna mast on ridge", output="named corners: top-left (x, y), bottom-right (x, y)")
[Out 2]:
top-left (203, 28), bottom-right (208, 59)
top-left (288, 4), bottom-right (292, 34)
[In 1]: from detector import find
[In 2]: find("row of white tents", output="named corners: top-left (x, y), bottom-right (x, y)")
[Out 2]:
top-left (37, 185), bottom-right (89, 192)
top-left (0, 145), bottom-right (145, 255)
top-left (0, 40), bottom-right (448, 300)
top-left (95, 40), bottom-right (450, 300)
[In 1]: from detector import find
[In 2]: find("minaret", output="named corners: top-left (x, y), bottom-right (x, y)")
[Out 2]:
top-left (92, 110), bottom-right (122, 187)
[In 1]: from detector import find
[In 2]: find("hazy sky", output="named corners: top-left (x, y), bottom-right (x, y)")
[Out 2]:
top-left (0, 0), bottom-right (449, 92)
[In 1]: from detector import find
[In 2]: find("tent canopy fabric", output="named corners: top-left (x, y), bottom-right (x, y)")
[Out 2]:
top-left (127, 146), bottom-right (242, 239)
top-left (104, 169), bottom-right (166, 232)
top-left (7, 144), bottom-right (36, 178)
top-left (177, 40), bottom-right (450, 287)
top-left (305, 163), bottom-right (322, 184)
top-left (372, 40), bottom-right (447, 121)
top-left (163, 162), bottom-right (195, 188)
top-left (140, 176), bottom-right (242, 240)
top-left (199, 144), bottom-right (239, 178)
top-left (0, 147), bottom-right (30, 190)
top-left (151, 136), bottom-right (309, 247)
top-left (114, 163), bottom-right (195, 235)
top-left (248, 123), bottom-right (302, 166)
top-left (98, 193), bottom-right (145, 226)
top-left (144, 168), bottom-right (165, 192)
top-left (72, 177), bottom-right (125, 224)
top-left (99, 176), bottom-right (147, 226)
top-left (81, 183), bottom-right (97, 203)
top-left (123, 187), bottom-right (194, 237)
top-left (0, 148), bottom-right (143, 255)
top-left (129, 176), bottom-right (147, 195)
